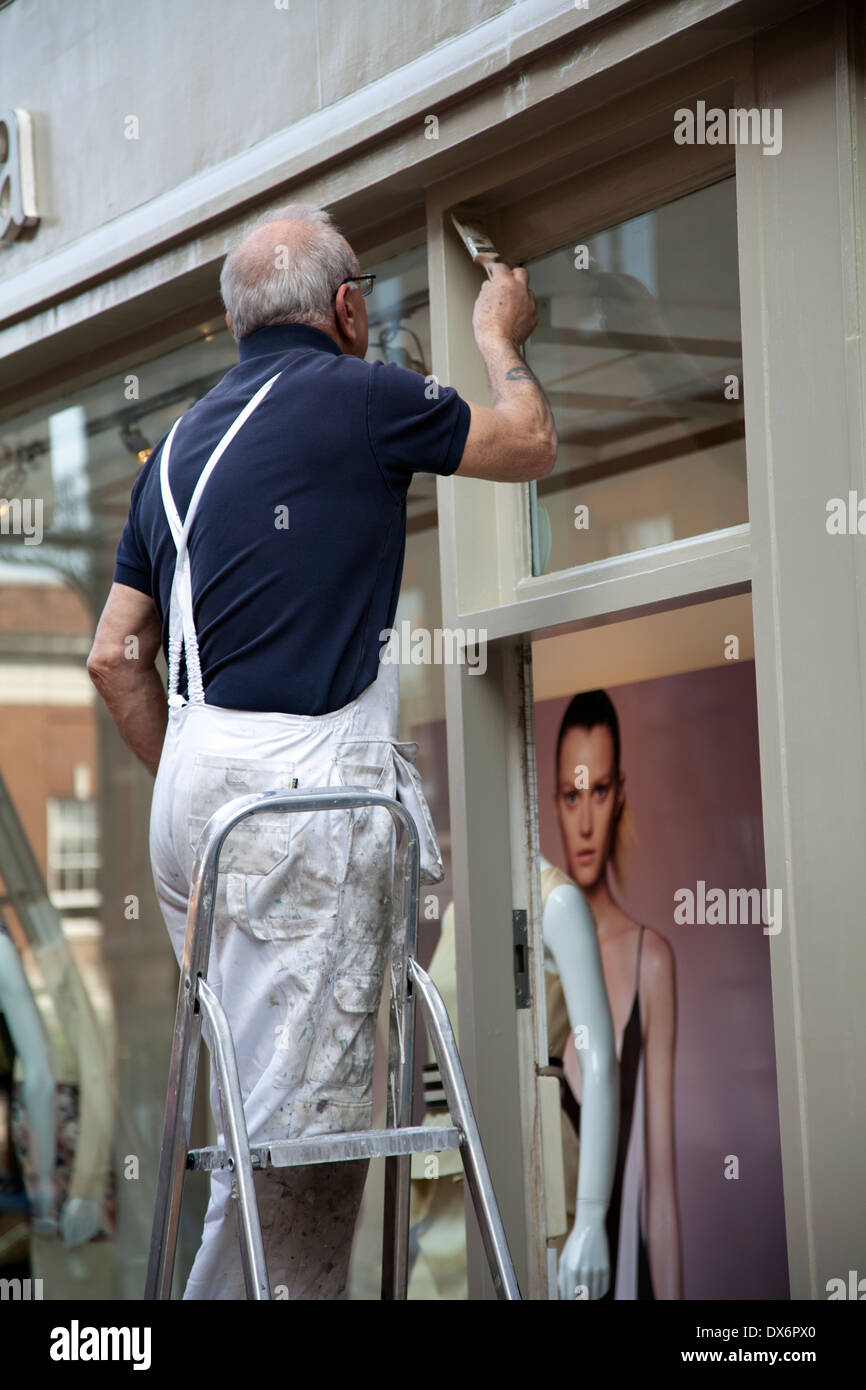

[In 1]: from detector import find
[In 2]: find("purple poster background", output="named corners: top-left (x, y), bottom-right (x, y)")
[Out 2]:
top-left (535, 659), bottom-right (789, 1299)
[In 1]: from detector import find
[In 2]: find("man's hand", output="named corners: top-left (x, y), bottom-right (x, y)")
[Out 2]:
top-left (557, 1198), bottom-right (611, 1301)
top-left (472, 263), bottom-right (539, 350)
top-left (455, 261), bottom-right (557, 483)
top-left (87, 583), bottom-right (167, 775)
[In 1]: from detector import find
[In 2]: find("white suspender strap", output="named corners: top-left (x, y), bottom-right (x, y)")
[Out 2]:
top-left (159, 371), bottom-right (282, 706)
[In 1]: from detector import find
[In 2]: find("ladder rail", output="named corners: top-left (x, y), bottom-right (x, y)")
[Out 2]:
top-left (381, 824), bottom-right (415, 1300)
top-left (197, 978), bottom-right (270, 1300)
top-left (144, 927), bottom-right (204, 1299)
top-left (145, 786), bottom-right (420, 1301)
top-left (409, 956), bottom-right (522, 1301)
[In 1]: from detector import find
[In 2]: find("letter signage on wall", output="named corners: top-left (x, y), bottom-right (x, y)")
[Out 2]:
top-left (0, 108), bottom-right (39, 244)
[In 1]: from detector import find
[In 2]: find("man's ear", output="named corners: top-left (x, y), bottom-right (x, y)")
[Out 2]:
top-left (334, 284), bottom-right (357, 344)
top-left (225, 311), bottom-right (234, 335)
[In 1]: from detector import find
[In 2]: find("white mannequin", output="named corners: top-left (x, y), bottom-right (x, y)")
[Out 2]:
top-left (539, 853), bottom-right (619, 1300)
top-left (0, 928), bottom-right (101, 1246)
top-left (0, 929), bottom-right (57, 1234)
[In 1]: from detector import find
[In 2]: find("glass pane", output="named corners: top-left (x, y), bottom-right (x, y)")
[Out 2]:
top-left (0, 238), bottom-right (462, 1300)
top-left (0, 327), bottom-right (238, 1301)
top-left (364, 244), bottom-right (442, 549)
top-left (525, 177), bottom-right (746, 575)
top-left (530, 594), bottom-right (787, 1299)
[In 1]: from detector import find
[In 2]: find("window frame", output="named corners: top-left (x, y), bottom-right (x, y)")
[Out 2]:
top-left (46, 795), bottom-right (102, 910)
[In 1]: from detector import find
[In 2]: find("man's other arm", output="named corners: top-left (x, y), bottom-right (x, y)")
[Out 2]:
top-left (87, 583), bottom-right (167, 776)
top-left (455, 263), bottom-right (558, 483)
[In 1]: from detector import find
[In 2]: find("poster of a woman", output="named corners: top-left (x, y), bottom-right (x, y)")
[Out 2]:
top-left (537, 658), bottom-right (788, 1300)
top-left (544, 689), bottom-right (681, 1299)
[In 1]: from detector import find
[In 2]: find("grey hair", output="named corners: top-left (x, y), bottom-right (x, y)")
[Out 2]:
top-left (219, 203), bottom-right (358, 340)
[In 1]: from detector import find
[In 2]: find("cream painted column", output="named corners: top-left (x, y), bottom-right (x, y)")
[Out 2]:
top-left (425, 197), bottom-right (550, 1298)
top-left (736, 0), bottom-right (866, 1298)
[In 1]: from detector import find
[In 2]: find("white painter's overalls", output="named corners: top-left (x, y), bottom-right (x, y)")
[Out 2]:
top-left (148, 374), bottom-right (443, 1299)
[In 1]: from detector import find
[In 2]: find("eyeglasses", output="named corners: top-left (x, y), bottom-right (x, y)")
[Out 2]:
top-left (337, 274), bottom-right (376, 298)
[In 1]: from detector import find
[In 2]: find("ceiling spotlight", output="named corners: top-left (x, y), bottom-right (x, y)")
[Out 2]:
top-left (120, 423), bottom-right (153, 465)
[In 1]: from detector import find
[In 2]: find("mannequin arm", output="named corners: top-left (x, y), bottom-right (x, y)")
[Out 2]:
top-left (0, 934), bottom-right (57, 1226)
top-left (36, 938), bottom-right (115, 1244)
top-left (543, 882), bottom-right (619, 1299)
top-left (642, 932), bottom-right (683, 1298)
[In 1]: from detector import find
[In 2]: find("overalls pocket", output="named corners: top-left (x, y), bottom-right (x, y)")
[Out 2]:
top-left (186, 752), bottom-right (340, 942)
top-left (336, 737), bottom-right (444, 886)
top-left (333, 738), bottom-right (396, 800)
top-left (307, 939), bottom-right (387, 1092)
top-left (187, 752), bottom-right (294, 873)
top-left (303, 741), bottom-right (394, 1099)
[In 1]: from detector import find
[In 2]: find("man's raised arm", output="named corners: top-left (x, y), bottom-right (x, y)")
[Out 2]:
top-left (456, 262), bottom-right (558, 483)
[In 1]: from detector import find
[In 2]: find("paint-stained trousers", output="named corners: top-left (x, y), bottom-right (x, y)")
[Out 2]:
top-left (149, 663), bottom-right (431, 1299)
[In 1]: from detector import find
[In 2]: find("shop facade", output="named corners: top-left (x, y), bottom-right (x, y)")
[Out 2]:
top-left (0, 0), bottom-right (863, 1300)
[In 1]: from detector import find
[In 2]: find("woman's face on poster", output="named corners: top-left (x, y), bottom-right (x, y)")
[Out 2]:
top-left (555, 724), bottom-right (623, 890)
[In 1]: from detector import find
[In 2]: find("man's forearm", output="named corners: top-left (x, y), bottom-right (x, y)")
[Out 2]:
top-left (89, 664), bottom-right (168, 776)
top-left (478, 335), bottom-right (556, 445)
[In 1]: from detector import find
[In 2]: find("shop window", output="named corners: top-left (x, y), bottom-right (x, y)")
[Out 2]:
top-left (524, 177), bottom-right (746, 575)
top-left (531, 594), bottom-right (786, 1299)
top-left (0, 233), bottom-right (457, 1300)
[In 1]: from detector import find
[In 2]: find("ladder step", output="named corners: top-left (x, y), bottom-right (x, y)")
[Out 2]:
top-left (187, 1124), bottom-right (461, 1172)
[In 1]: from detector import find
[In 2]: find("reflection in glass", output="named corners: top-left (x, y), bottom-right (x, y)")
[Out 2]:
top-left (0, 238), bottom-right (460, 1299)
top-left (524, 178), bottom-right (746, 574)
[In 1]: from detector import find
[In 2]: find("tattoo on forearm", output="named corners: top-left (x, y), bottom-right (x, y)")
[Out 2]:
top-left (490, 356), bottom-right (555, 438)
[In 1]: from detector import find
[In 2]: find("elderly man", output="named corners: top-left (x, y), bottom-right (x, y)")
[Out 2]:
top-left (87, 204), bottom-right (556, 1300)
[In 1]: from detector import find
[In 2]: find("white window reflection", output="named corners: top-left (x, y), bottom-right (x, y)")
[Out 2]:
top-left (525, 178), bottom-right (746, 575)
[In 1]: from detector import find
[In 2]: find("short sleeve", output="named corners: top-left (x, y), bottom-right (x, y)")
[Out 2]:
top-left (112, 460), bottom-right (153, 596)
top-left (367, 359), bottom-right (471, 496)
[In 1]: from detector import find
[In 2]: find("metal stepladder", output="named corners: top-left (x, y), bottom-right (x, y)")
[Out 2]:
top-left (145, 786), bottom-right (521, 1300)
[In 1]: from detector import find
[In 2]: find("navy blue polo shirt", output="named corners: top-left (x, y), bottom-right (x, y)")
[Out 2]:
top-left (113, 323), bottom-right (471, 714)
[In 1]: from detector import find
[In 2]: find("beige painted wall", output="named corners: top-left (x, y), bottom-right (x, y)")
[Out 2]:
top-left (0, 0), bottom-right (512, 271)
